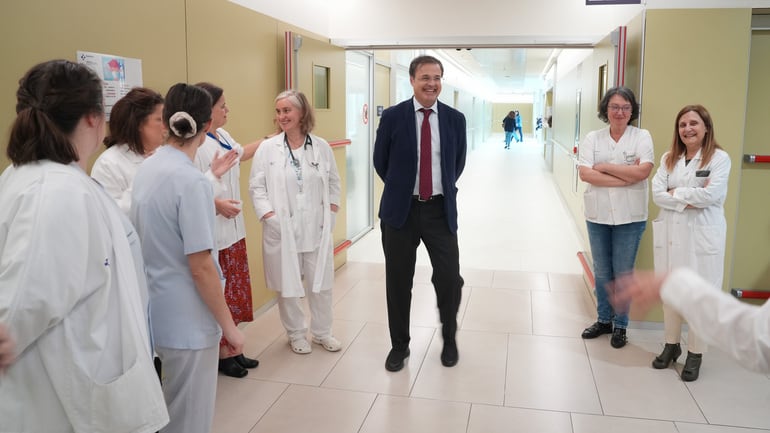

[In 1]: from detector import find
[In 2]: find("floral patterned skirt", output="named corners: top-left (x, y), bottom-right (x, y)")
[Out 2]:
top-left (220, 238), bottom-right (254, 324)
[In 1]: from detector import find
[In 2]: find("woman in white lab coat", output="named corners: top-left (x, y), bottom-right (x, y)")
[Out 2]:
top-left (249, 90), bottom-right (342, 354)
top-left (0, 60), bottom-right (168, 433)
top-left (91, 87), bottom-right (165, 214)
top-left (194, 82), bottom-right (268, 377)
top-left (92, 87), bottom-right (237, 216)
top-left (650, 104), bottom-right (731, 381)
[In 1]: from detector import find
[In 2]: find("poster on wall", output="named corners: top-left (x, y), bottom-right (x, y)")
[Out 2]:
top-left (77, 50), bottom-right (142, 118)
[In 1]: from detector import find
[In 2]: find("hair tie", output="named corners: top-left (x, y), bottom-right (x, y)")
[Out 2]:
top-left (169, 111), bottom-right (197, 139)
top-left (21, 100), bottom-right (43, 112)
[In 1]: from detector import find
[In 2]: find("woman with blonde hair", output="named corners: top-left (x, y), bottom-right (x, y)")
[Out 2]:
top-left (249, 90), bottom-right (342, 354)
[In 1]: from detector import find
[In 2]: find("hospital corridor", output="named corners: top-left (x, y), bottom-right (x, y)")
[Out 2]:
top-left (211, 135), bottom-right (770, 433)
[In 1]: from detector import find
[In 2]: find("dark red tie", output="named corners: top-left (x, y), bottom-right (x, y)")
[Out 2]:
top-left (419, 108), bottom-right (432, 200)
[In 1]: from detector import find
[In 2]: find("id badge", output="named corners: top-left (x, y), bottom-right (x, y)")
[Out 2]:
top-left (296, 192), bottom-right (308, 210)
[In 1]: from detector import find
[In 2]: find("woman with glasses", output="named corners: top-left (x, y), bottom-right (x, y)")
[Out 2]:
top-left (648, 105), bottom-right (730, 381)
top-left (577, 86), bottom-right (654, 349)
top-left (193, 82), bottom-right (271, 378)
top-left (249, 90), bottom-right (342, 355)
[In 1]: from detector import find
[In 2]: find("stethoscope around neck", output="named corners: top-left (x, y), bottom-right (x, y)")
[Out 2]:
top-left (284, 134), bottom-right (315, 168)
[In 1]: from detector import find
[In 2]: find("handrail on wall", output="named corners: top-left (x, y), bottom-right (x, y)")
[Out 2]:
top-left (577, 251), bottom-right (595, 289)
top-left (730, 288), bottom-right (770, 300)
top-left (743, 154), bottom-right (770, 163)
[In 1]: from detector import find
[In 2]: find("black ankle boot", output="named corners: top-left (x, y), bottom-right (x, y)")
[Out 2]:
top-left (218, 357), bottom-right (248, 378)
top-left (652, 343), bottom-right (682, 369)
top-left (234, 353), bottom-right (259, 369)
top-left (681, 352), bottom-right (702, 382)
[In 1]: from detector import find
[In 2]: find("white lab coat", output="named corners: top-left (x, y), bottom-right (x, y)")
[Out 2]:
top-left (651, 148), bottom-right (731, 287)
top-left (662, 267), bottom-right (770, 373)
top-left (91, 143), bottom-right (146, 215)
top-left (249, 133), bottom-right (341, 296)
top-left (194, 128), bottom-right (246, 251)
top-left (0, 161), bottom-right (168, 433)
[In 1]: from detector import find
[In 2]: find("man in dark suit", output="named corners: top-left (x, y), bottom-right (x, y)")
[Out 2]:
top-left (373, 55), bottom-right (467, 372)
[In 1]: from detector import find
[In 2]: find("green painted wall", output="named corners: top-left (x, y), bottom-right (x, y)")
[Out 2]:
top-left (731, 30), bottom-right (770, 296)
top-left (3, 0), bottom-right (348, 310)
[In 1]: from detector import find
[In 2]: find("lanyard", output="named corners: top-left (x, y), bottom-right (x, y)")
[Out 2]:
top-left (207, 132), bottom-right (232, 150)
top-left (284, 134), bottom-right (312, 167)
top-left (285, 134), bottom-right (312, 193)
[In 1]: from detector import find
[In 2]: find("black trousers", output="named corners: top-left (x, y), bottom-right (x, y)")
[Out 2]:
top-left (381, 196), bottom-right (463, 351)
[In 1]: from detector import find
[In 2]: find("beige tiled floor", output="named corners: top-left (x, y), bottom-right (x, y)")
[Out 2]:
top-left (213, 136), bottom-right (770, 433)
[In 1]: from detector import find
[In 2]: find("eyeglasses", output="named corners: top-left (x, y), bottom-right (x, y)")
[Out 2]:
top-left (416, 75), bottom-right (442, 84)
top-left (608, 104), bottom-right (632, 113)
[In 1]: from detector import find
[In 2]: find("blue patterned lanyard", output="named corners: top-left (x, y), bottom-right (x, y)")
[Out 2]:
top-left (207, 132), bottom-right (232, 150)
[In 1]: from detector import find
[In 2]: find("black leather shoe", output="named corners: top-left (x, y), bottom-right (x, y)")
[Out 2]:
top-left (681, 351), bottom-right (702, 382)
top-left (610, 328), bottom-right (627, 348)
top-left (652, 343), bottom-right (682, 369)
top-left (219, 357), bottom-right (248, 378)
top-left (441, 341), bottom-right (459, 367)
top-left (385, 348), bottom-right (410, 372)
top-left (153, 356), bottom-right (162, 381)
top-left (234, 354), bottom-right (259, 369)
top-left (581, 321), bottom-right (613, 339)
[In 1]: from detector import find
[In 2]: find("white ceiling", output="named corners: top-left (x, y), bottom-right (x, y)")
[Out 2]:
top-left (231, 0), bottom-right (770, 98)
top-left (436, 47), bottom-right (556, 96)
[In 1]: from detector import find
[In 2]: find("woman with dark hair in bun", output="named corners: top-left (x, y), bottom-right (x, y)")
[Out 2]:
top-left (0, 59), bottom-right (168, 433)
top-left (131, 83), bottom-right (244, 433)
top-left (92, 87), bottom-right (237, 216)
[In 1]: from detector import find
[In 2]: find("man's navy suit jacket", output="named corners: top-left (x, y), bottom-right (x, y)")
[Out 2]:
top-left (373, 98), bottom-right (467, 234)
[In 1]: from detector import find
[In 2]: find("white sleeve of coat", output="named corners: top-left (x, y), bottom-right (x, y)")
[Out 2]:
top-left (249, 145), bottom-right (272, 219)
top-left (651, 153), bottom-right (687, 212)
top-left (661, 267), bottom-right (770, 373)
top-left (672, 151), bottom-right (731, 208)
top-left (327, 145), bottom-right (342, 206)
top-left (91, 156), bottom-right (132, 215)
top-left (203, 169), bottom-right (226, 198)
top-left (0, 176), bottom-right (104, 355)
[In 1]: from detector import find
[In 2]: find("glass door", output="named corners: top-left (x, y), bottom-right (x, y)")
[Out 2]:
top-left (345, 51), bottom-right (373, 241)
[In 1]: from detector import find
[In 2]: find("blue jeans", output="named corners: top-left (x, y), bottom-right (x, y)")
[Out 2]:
top-left (504, 131), bottom-right (515, 147)
top-left (586, 220), bottom-right (646, 329)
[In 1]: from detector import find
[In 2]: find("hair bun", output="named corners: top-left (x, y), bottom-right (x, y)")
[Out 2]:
top-left (169, 111), bottom-right (197, 139)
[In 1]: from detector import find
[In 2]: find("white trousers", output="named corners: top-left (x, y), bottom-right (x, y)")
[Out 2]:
top-left (156, 345), bottom-right (219, 433)
top-left (663, 303), bottom-right (707, 354)
top-left (278, 289), bottom-right (334, 341)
